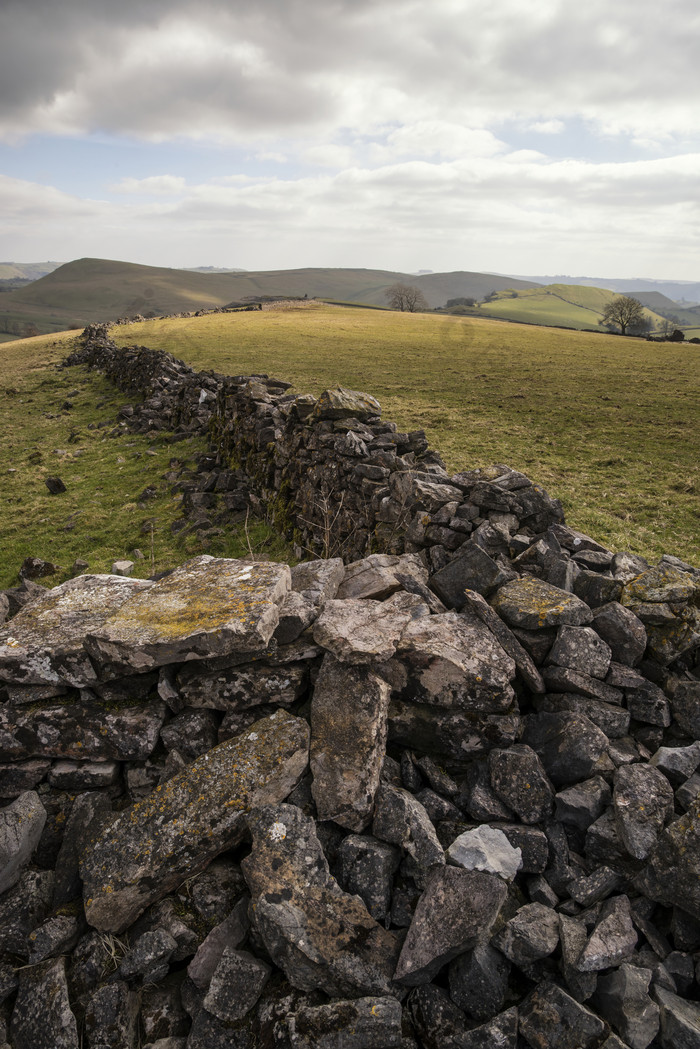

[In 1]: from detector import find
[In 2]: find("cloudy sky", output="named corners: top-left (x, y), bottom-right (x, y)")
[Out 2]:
top-left (1, 0), bottom-right (699, 278)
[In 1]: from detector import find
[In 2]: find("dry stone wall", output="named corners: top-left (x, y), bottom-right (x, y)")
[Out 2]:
top-left (0, 324), bottom-right (697, 1047)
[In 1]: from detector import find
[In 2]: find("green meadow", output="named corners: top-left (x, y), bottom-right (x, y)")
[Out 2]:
top-left (0, 303), bottom-right (698, 587)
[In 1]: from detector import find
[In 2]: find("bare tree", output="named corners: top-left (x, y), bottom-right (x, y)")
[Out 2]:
top-left (384, 283), bottom-right (429, 313)
top-left (601, 296), bottom-right (646, 336)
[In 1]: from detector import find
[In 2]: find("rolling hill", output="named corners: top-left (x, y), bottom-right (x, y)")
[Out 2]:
top-left (0, 258), bottom-right (541, 336)
top-left (473, 283), bottom-right (666, 332)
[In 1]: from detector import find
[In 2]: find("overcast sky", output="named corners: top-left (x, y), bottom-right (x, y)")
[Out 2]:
top-left (1, 0), bottom-right (699, 278)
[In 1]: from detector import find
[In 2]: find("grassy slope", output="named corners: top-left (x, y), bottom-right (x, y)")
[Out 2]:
top-left (477, 284), bottom-right (665, 331)
top-left (0, 258), bottom-right (541, 333)
top-left (0, 331), bottom-right (292, 589)
top-left (1, 306), bottom-right (697, 579)
top-left (112, 305), bottom-right (700, 567)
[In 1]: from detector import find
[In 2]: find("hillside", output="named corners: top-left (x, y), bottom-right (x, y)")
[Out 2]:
top-left (475, 283), bottom-right (666, 332)
top-left (504, 273), bottom-right (700, 304)
top-left (0, 261), bottom-right (64, 280)
top-left (0, 258), bottom-right (540, 336)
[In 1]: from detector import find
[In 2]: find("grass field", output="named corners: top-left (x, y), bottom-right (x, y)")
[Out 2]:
top-left (1, 305), bottom-right (698, 582)
top-left (477, 284), bottom-right (664, 332)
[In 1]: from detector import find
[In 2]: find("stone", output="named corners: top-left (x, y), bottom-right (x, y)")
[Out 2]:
top-left (462, 588), bottom-right (545, 693)
top-left (140, 980), bottom-right (190, 1042)
top-left (0, 759), bottom-right (51, 799)
top-left (290, 557), bottom-right (345, 604)
top-left (445, 825), bottom-right (522, 882)
top-left (542, 664), bottom-right (622, 704)
top-left (0, 790), bottom-right (46, 893)
top-left (117, 929), bottom-right (178, 983)
top-left (45, 476), bottom-right (67, 494)
top-left (285, 996), bottom-right (403, 1049)
top-left (160, 710), bottom-right (219, 759)
top-left (558, 914), bottom-right (597, 1002)
top-left (53, 790), bottom-right (112, 906)
top-left (613, 763), bottom-right (675, 859)
top-left (187, 897), bottom-right (250, 990)
top-left (273, 591), bottom-right (318, 643)
top-left (81, 709), bottom-right (309, 932)
top-left (650, 742), bottom-right (700, 785)
top-left (312, 593), bottom-right (419, 663)
top-left (84, 981), bottom-right (139, 1048)
top-left (85, 556), bottom-right (290, 673)
top-left (635, 797), bottom-right (700, 920)
top-left (311, 387), bottom-right (381, 422)
top-left (519, 982), bottom-right (606, 1049)
top-left (395, 611), bottom-right (516, 712)
top-left (408, 984), bottom-right (474, 1049)
top-left (592, 602), bottom-right (647, 666)
top-left (567, 866), bottom-right (623, 906)
top-left (522, 711), bottom-right (609, 787)
top-left (488, 744), bottom-right (555, 823)
top-left (202, 947), bottom-right (271, 1021)
top-left (670, 680), bottom-right (700, 739)
top-left (47, 759), bottom-right (121, 790)
top-left (536, 693), bottom-right (629, 739)
top-left (336, 552), bottom-right (428, 600)
top-left (372, 782), bottom-right (445, 873)
top-left (490, 576), bottom-right (593, 630)
top-left (593, 964), bottom-right (659, 1049)
top-left (0, 573), bottom-right (151, 687)
top-left (0, 868), bottom-right (54, 958)
top-left (492, 902), bottom-right (560, 966)
top-left (18, 557), bottom-right (58, 580)
top-left (310, 655), bottom-right (391, 830)
top-left (112, 559), bottom-right (135, 576)
top-left (577, 895), bottom-right (638, 971)
top-left (177, 660), bottom-right (308, 711)
top-left (335, 834), bottom-right (401, 922)
top-left (654, 985), bottom-right (700, 1049)
top-left (394, 866), bottom-right (507, 985)
top-left (546, 625), bottom-right (612, 678)
top-left (0, 698), bottom-right (166, 762)
top-left (448, 943), bottom-right (511, 1021)
top-left (27, 913), bottom-right (80, 963)
top-left (388, 699), bottom-right (520, 762)
top-left (429, 545), bottom-right (513, 606)
top-left (241, 803), bottom-right (401, 997)
top-left (10, 957), bottom-right (79, 1049)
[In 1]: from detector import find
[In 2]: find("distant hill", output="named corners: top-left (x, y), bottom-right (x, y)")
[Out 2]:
top-left (0, 261), bottom-right (64, 281)
top-left (474, 283), bottom-right (667, 332)
top-left (502, 273), bottom-right (700, 305)
top-left (0, 258), bottom-right (541, 336)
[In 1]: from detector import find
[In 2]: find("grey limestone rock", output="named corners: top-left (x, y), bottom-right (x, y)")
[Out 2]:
top-left (85, 556), bottom-right (290, 674)
top-left (395, 611), bottom-right (516, 712)
top-left (0, 867), bottom-right (54, 958)
top-left (272, 591), bottom-right (318, 644)
top-left (577, 895), bottom-right (638, 972)
top-left (394, 866), bottom-right (507, 985)
top-left (445, 825), bottom-right (522, 882)
top-left (555, 777), bottom-right (612, 831)
top-left (336, 552), bottom-right (428, 600)
top-left (593, 964), bottom-right (659, 1049)
top-left (27, 913), bottom-right (80, 963)
top-left (429, 545), bottom-right (513, 606)
top-left (312, 593), bottom-right (419, 664)
top-left (447, 943), bottom-right (511, 1021)
top-left (461, 587), bottom-right (545, 693)
top-left (0, 789), bottom-right (46, 893)
top-left (117, 929), bottom-right (179, 983)
top-left (310, 654), bottom-right (391, 830)
top-left (81, 709), bottom-right (309, 933)
top-left (519, 981), bottom-right (606, 1049)
top-left (613, 763), bottom-right (674, 859)
top-left (47, 759), bottom-right (121, 789)
top-left (84, 981), bottom-right (140, 1048)
top-left (177, 660), bottom-right (308, 712)
top-left (650, 742), bottom-right (700, 785)
top-left (488, 744), bottom-right (555, 824)
top-left (558, 914), bottom-right (597, 1002)
top-left (388, 698), bottom-right (520, 763)
top-left (546, 624), bottom-right (613, 678)
top-left (522, 711), bottom-right (609, 788)
top-left (490, 576), bottom-right (593, 630)
top-left (187, 897), bottom-right (250, 991)
top-left (290, 557), bottom-right (344, 605)
top-left (285, 995), bottom-right (403, 1049)
top-left (592, 602), bottom-right (647, 666)
top-left (241, 803), bottom-right (401, 998)
top-left (635, 796), bottom-right (700, 920)
top-left (491, 902), bottom-right (560, 966)
top-left (335, 834), bottom-right (401, 923)
top-left (10, 957), bottom-right (79, 1049)
top-left (0, 573), bottom-right (151, 687)
top-left (654, 985), bottom-right (700, 1049)
top-left (372, 782), bottom-right (445, 873)
top-left (202, 947), bottom-right (271, 1022)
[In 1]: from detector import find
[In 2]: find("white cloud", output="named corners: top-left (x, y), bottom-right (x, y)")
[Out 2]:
top-left (109, 176), bottom-right (187, 195)
top-left (528, 120), bottom-right (565, 135)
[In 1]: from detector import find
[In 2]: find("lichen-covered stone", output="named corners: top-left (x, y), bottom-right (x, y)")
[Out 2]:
top-left (285, 996), bottom-right (403, 1049)
top-left (336, 552), bottom-right (428, 600)
top-left (490, 577), bottom-right (593, 630)
top-left (613, 763), bottom-right (674, 860)
top-left (388, 699), bottom-right (520, 762)
top-left (394, 866), bottom-right (507, 985)
top-left (176, 660), bottom-right (308, 711)
top-left (81, 709), bottom-right (309, 932)
top-left (0, 790), bottom-right (46, 893)
top-left (395, 612), bottom-right (516, 712)
top-left (635, 796), bottom-right (700, 920)
top-left (241, 803), bottom-right (401, 998)
top-left (85, 556), bottom-right (290, 674)
top-left (519, 982), bottom-right (606, 1049)
top-left (310, 655), bottom-right (391, 830)
top-left (0, 574), bottom-right (151, 687)
top-left (310, 387), bottom-right (381, 422)
top-left (312, 592), bottom-right (423, 663)
top-left (10, 957), bottom-right (79, 1049)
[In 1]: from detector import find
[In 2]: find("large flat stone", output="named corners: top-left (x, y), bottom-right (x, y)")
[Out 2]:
top-left (81, 709), bottom-right (309, 933)
top-left (84, 555), bottom-right (290, 674)
top-left (0, 574), bottom-right (151, 687)
top-left (491, 577), bottom-right (593, 630)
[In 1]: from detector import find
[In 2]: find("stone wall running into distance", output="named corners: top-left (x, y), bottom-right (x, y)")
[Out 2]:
top-left (0, 321), bottom-right (697, 1047)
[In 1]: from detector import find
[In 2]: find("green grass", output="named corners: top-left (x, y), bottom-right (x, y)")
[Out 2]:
top-left (0, 333), bottom-right (293, 589)
top-left (1, 305), bottom-right (698, 581)
top-left (116, 304), bottom-right (700, 568)
top-left (477, 284), bottom-right (665, 332)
